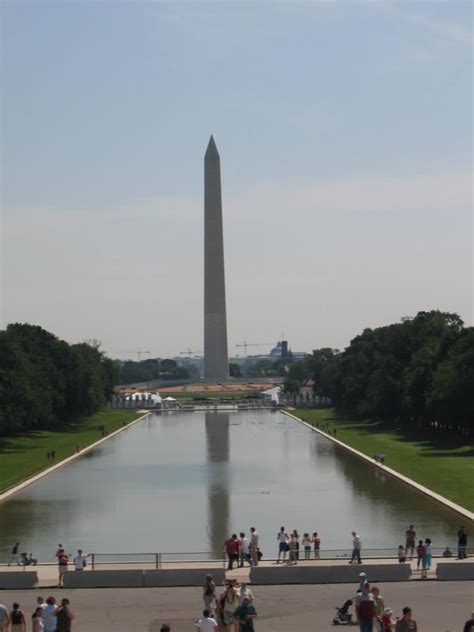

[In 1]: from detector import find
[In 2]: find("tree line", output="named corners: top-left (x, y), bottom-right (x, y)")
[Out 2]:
top-left (118, 358), bottom-right (191, 384)
top-left (0, 323), bottom-right (119, 435)
top-left (285, 311), bottom-right (473, 435)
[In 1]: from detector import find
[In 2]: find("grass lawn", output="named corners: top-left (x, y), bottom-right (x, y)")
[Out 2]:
top-left (0, 409), bottom-right (144, 494)
top-left (296, 408), bottom-right (474, 512)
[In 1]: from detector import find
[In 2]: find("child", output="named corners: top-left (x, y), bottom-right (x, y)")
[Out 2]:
top-left (398, 545), bottom-right (407, 563)
top-left (381, 607), bottom-right (396, 631)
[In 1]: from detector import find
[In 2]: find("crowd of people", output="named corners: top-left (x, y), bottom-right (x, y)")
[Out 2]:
top-left (199, 575), bottom-right (256, 632)
top-left (0, 596), bottom-right (74, 632)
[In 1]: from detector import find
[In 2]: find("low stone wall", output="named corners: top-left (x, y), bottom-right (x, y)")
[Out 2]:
top-left (144, 568), bottom-right (225, 587)
top-left (0, 571), bottom-right (38, 589)
top-left (250, 564), bottom-right (411, 585)
top-left (436, 563), bottom-right (474, 581)
top-left (63, 570), bottom-right (144, 588)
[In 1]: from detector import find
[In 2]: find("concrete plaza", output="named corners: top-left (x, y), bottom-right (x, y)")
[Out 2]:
top-left (0, 580), bottom-right (472, 631)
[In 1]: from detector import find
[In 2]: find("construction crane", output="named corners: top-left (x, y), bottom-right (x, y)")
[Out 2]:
top-left (235, 341), bottom-right (273, 357)
top-left (114, 350), bottom-right (151, 361)
top-left (179, 348), bottom-right (203, 357)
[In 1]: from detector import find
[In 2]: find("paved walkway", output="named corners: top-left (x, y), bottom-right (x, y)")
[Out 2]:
top-left (0, 581), bottom-right (472, 631)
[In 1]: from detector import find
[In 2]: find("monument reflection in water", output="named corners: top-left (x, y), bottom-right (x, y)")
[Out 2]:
top-left (205, 411), bottom-right (230, 556)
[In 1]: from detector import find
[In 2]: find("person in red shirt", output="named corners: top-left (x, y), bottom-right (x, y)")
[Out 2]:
top-left (223, 534), bottom-right (240, 570)
top-left (355, 583), bottom-right (377, 632)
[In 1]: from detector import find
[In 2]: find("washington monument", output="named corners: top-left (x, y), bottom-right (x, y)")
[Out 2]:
top-left (204, 136), bottom-right (229, 380)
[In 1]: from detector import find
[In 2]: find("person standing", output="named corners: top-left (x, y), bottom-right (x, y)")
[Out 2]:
top-left (9, 603), bottom-right (26, 632)
top-left (354, 583), bottom-right (377, 632)
top-left (195, 609), bottom-right (218, 631)
top-left (0, 603), bottom-right (9, 632)
top-left (463, 611), bottom-right (474, 632)
top-left (288, 534), bottom-right (298, 565)
top-left (43, 597), bottom-right (58, 632)
top-left (398, 545), bottom-right (407, 563)
top-left (73, 550), bottom-right (88, 571)
top-left (276, 527), bottom-right (289, 564)
top-left (395, 606), bottom-right (417, 631)
top-left (415, 540), bottom-right (425, 571)
top-left (249, 528), bottom-right (259, 566)
top-left (350, 531), bottom-right (362, 564)
top-left (422, 538), bottom-right (432, 576)
top-left (224, 535), bottom-right (240, 571)
top-left (301, 533), bottom-right (312, 560)
top-left (404, 525), bottom-right (416, 560)
top-left (239, 533), bottom-right (251, 567)
top-left (219, 582), bottom-right (239, 632)
top-left (291, 530), bottom-right (300, 560)
top-left (233, 597), bottom-right (257, 632)
top-left (370, 587), bottom-right (384, 618)
top-left (312, 532), bottom-right (321, 560)
top-left (458, 526), bottom-right (468, 559)
top-left (7, 543), bottom-right (20, 566)
top-left (238, 583), bottom-right (254, 605)
top-left (202, 574), bottom-right (216, 614)
top-left (57, 549), bottom-right (69, 586)
top-left (32, 608), bottom-right (45, 632)
top-left (55, 599), bottom-right (74, 632)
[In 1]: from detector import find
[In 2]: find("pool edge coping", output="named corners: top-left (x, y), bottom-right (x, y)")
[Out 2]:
top-left (0, 411), bottom-right (152, 503)
top-left (282, 410), bottom-right (474, 523)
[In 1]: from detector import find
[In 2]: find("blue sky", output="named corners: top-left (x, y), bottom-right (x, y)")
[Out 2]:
top-left (1, 1), bottom-right (472, 358)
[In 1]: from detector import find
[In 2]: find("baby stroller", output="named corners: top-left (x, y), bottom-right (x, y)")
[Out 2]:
top-left (20, 552), bottom-right (37, 566)
top-left (332, 599), bottom-right (353, 625)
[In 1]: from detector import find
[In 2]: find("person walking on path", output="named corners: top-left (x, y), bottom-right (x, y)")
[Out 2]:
top-left (55, 598), bottom-right (74, 632)
top-left (395, 606), bottom-right (417, 631)
top-left (249, 528), bottom-right (259, 566)
top-left (276, 527), bottom-right (289, 564)
top-left (195, 609), bottom-right (218, 631)
top-left (202, 574), bottom-right (216, 614)
top-left (233, 597), bottom-right (257, 632)
top-left (7, 543), bottom-right (20, 566)
top-left (224, 535), bottom-right (240, 571)
top-left (354, 583), bottom-right (377, 632)
top-left (0, 604), bottom-right (9, 632)
top-left (302, 533), bottom-right (312, 560)
top-left (9, 602), bottom-right (26, 632)
top-left (350, 531), bottom-right (362, 564)
top-left (312, 532), bottom-right (321, 560)
top-left (404, 525), bottom-right (416, 560)
top-left (458, 526), bottom-right (468, 559)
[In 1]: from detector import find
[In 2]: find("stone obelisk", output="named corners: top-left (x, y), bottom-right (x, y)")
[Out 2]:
top-left (204, 135), bottom-right (229, 380)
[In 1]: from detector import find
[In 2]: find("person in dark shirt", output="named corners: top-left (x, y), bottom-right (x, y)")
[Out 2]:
top-left (55, 598), bottom-right (74, 632)
top-left (458, 526), bottom-right (468, 559)
top-left (463, 611), bottom-right (474, 632)
top-left (233, 597), bottom-right (257, 632)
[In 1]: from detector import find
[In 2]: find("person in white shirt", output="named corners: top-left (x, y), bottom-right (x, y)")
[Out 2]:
top-left (0, 603), bottom-right (10, 632)
top-left (239, 533), bottom-right (251, 567)
top-left (350, 530), bottom-right (362, 564)
top-left (195, 609), bottom-right (218, 631)
top-left (73, 549), bottom-right (89, 570)
top-left (238, 583), bottom-right (254, 605)
top-left (250, 528), bottom-right (259, 566)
